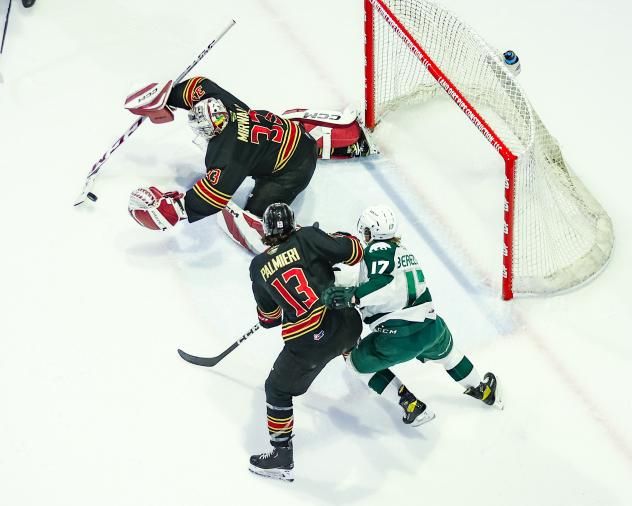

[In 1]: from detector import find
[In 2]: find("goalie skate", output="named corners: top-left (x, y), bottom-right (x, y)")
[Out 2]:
top-left (357, 120), bottom-right (379, 157)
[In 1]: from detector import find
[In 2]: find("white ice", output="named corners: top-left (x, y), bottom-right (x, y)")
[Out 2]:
top-left (1, 1), bottom-right (630, 505)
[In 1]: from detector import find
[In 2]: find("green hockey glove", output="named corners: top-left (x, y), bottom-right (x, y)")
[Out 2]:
top-left (322, 285), bottom-right (357, 309)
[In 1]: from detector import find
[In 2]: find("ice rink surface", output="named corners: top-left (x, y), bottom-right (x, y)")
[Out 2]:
top-left (1, 1), bottom-right (630, 505)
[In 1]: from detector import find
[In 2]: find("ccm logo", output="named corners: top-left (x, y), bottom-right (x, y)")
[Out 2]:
top-left (138, 89), bottom-right (159, 101)
top-left (302, 112), bottom-right (341, 121)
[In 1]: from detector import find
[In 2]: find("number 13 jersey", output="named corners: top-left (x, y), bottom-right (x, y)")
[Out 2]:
top-left (249, 226), bottom-right (363, 345)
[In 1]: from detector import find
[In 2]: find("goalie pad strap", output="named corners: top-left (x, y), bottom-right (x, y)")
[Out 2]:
top-left (321, 127), bottom-right (332, 160)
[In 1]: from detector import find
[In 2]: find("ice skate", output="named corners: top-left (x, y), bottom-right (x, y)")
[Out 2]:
top-left (464, 372), bottom-right (503, 410)
top-left (347, 125), bottom-right (377, 157)
top-left (249, 443), bottom-right (294, 482)
top-left (398, 385), bottom-right (436, 427)
top-left (347, 136), bottom-right (370, 157)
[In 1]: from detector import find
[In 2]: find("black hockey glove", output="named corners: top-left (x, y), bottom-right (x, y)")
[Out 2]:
top-left (322, 285), bottom-right (358, 310)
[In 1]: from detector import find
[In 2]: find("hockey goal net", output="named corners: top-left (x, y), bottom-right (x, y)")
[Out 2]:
top-left (364, 0), bottom-right (613, 299)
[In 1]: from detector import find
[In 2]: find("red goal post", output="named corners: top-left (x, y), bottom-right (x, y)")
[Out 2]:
top-left (364, 0), bottom-right (613, 300)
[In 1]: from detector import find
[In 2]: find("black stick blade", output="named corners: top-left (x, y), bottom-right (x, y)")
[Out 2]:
top-left (177, 349), bottom-right (223, 367)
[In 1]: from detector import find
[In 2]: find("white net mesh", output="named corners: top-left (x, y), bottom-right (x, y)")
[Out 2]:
top-left (369, 0), bottom-right (613, 295)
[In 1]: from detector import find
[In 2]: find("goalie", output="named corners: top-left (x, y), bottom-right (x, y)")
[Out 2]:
top-left (126, 77), bottom-right (373, 253)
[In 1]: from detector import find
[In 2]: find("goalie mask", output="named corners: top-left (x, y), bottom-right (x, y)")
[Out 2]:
top-left (357, 205), bottom-right (399, 243)
top-left (188, 97), bottom-right (229, 140)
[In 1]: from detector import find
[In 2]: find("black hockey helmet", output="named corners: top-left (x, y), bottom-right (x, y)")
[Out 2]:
top-left (262, 203), bottom-right (295, 245)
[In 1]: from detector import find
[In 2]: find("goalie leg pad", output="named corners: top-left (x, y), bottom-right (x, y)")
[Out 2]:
top-left (303, 122), bottom-right (363, 159)
top-left (282, 106), bottom-right (364, 159)
top-left (281, 107), bottom-right (358, 126)
top-left (217, 202), bottom-right (267, 255)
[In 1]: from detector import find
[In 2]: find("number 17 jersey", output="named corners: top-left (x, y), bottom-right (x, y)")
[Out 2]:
top-left (355, 239), bottom-right (435, 330)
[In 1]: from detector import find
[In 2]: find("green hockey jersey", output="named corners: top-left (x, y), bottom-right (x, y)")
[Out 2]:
top-left (355, 240), bottom-right (435, 330)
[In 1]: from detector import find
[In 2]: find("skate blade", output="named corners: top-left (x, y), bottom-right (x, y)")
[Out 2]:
top-left (249, 465), bottom-right (294, 482)
top-left (491, 376), bottom-right (504, 410)
top-left (491, 387), bottom-right (504, 410)
top-left (411, 409), bottom-right (436, 427)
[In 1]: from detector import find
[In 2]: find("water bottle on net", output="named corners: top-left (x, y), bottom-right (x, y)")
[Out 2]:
top-left (503, 50), bottom-right (521, 76)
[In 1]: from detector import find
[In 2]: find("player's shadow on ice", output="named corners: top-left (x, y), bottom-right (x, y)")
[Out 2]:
top-left (217, 364), bottom-right (438, 502)
top-left (173, 162), bottom-right (204, 189)
top-left (205, 364), bottom-right (440, 501)
top-left (239, 386), bottom-right (379, 502)
top-left (123, 221), bottom-right (221, 260)
top-left (123, 211), bottom-right (252, 269)
top-left (290, 392), bottom-right (437, 502)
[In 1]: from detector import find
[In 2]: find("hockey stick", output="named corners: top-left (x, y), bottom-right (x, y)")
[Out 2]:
top-left (73, 19), bottom-right (237, 207)
top-left (177, 323), bottom-right (261, 367)
top-left (1, 0), bottom-right (11, 54)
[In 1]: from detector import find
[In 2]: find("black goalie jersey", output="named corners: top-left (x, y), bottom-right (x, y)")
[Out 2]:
top-left (167, 77), bottom-right (316, 222)
top-left (249, 226), bottom-right (363, 346)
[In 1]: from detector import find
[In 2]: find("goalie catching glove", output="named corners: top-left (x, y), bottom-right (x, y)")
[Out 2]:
top-left (128, 187), bottom-right (187, 231)
top-left (322, 285), bottom-right (358, 309)
top-left (125, 81), bottom-right (175, 124)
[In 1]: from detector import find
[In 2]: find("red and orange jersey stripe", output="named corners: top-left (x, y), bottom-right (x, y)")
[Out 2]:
top-left (330, 233), bottom-right (364, 266)
top-left (281, 306), bottom-right (327, 342)
top-left (183, 77), bottom-right (205, 108)
top-left (258, 306), bottom-right (281, 319)
top-left (192, 177), bottom-right (232, 210)
top-left (257, 305), bottom-right (282, 325)
top-left (267, 414), bottom-right (293, 434)
top-left (343, 235), bottom-right (364, 266)
top-left (273, 119), bottom-right (301, 173)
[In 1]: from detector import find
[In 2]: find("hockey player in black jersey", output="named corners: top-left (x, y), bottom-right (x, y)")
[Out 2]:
top-left (126, 77), bottom-right (318, 239)
top-left (124, 77), bottom-right (373, 253)
top-left (248, 203), bottom-right (364, 482)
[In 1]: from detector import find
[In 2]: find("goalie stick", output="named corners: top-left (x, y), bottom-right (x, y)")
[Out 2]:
top-left (73, 19), bottom-right (237, 207)
top-left (177, 323), bottom-right (260, 367)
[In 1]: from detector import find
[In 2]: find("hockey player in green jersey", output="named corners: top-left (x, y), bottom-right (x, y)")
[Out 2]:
top-left (323, 205), bottom-right (503, 425)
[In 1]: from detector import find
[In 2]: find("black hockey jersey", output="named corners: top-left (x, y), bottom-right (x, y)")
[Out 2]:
top-left (249, 226), bottom-right (363, 344)
top-left (167, 77), bottom-right (316, 222)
